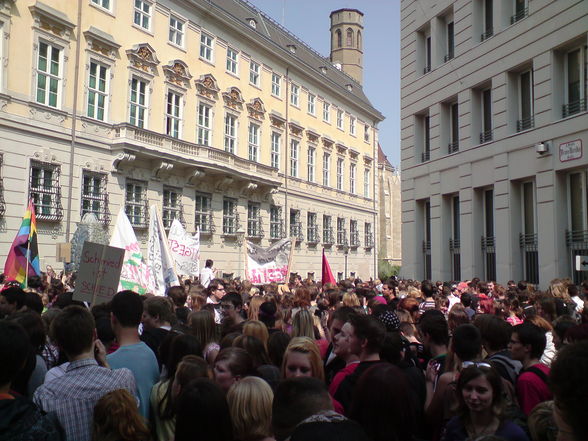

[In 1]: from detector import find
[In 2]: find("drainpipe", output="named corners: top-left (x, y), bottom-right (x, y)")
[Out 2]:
top-left (372, 121), bottom-right (377, 279)
top-left (284, 67), bottom-right (289, 241)
top-left (65, 0), bottom-right (84, 241)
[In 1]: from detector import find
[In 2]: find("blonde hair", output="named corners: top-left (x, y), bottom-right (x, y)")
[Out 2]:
top-left (93, 389), bottom-right (151, 441)
top-left (248, 296), bottom-right (266, 321)
top-left (227, 377), bottom-right (273, 441)
top-left (342, 292), bottom-right (360, 307)
top-left (527, 401), bottom-right (557, 441)
top-left (282, 336), bottom-right (324, 381)
top-left (188, 310), bottom-right (218, 347)
top-left (547, 279), bottom-right (572, 303)
top-left (242, 320), bottom-right (269, 349)
top-left (292, 309), bottom-right (315, 339)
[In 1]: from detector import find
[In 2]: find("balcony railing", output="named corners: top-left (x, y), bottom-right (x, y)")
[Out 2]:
top-left (481, 28), bottom-right (494, 41)
top-left (222, 212), bottom-right (240, 235)
top-left (448, 141), bottom-right (459, 154)
top-left (290, 222), bottom-right (303, 241)
top-left (443, 49), bottom-right (454, 62)
top-left (337, 229), bottom-right (348, 246)
top-left (307, 226), bottom-right (319, 243)
top-left (449, 238), bottom-right (461, 281)
top-left (566, 230), bottom-right (588, 285)
top-left (516, 116), bottom-right (535, 132)
top-left (480, 129), bottom-right (493, 144)
top-left (423, 240), bottom-right (431, 280)
top-left (481, 235), bottom-right (496, 282)
top-left (247, 219), bottom-right (264, 238)
top-left (270, 220), bottom-right (285, 239)
top-left (323, 228), bottom-right (334, 245)
top-left (520, 233), bottom-right (539, 284)
top-left (511, 7), bottom-right (528, 24)
top-left (562, 99), bottom-right (587, 118)
top-left (196, 212), bottom-right (215, 235)
top-left (350, 231), bottom-right (360, 247)
top-left (422, 150), bottom-right (431, 162)
top-left (364, 233), bottom-right (374, 248)
top-left (423, 64), bottom-right (431, 74)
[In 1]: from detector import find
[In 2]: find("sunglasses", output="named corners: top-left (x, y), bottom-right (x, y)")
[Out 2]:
top-left (462, 361), bottom-right (492, 369)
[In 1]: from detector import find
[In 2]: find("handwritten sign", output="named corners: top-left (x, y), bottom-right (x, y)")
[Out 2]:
top-left (560, 139), bottom-right (582, 162)
top-left (74, 242), bottom-right (124, 305)
top-left (168, 219), bottom-right (200, 277)
top-left (246, 238), bottom-right (292, 284)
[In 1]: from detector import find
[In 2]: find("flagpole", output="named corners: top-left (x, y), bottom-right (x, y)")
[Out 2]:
top-left (25, 237), bottom-right (30, 288)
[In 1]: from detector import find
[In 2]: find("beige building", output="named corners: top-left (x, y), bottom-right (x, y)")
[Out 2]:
top-left (0, 1), bottom-right (385, 281)
top-left (378, 144), bottom-right (402, 267)
top-left (401, 0), bottom-right (588, 286)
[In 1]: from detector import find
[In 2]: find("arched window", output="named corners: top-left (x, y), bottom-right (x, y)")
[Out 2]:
top-left (357, 30), bottom-right (362, 49)
top-left (336, 29), bottom-right (342, 48)
top-left (346, 28), bottom-right (353, 47)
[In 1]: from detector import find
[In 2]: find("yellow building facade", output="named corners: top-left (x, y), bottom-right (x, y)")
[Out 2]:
top-left (0, 0), bottom-right (384, 280)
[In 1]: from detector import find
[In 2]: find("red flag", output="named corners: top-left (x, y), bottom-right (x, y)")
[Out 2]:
top-left (322, 249), bottom-right (336, 285)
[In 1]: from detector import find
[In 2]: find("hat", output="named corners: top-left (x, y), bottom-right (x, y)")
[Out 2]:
top-left (375, 310), bottom-right (400, 331)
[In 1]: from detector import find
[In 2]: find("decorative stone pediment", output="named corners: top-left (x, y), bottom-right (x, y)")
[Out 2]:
top-left (306, 129), bottom-right (320, 144)
top-left (127, 43), bottom-right (159, 76)
top-left (289, 122), bottom-right (304, 138)
top-left (187, 169), bottom-right (205, 186)
top-left (322, 136), bottom-right (334, 150)
top-left (30, 2), bottom-right (75, 40)
top-left (270, 112), bottom-right (286, 129)
top-left (336, 143), bottom-right (347, 155)
top-left (241, 182), bottom-right (258, 197)
top-left (349, 149), bottom-right (360, 160)
top-left (163, 60), bottom-right (192, 88)
top-left (363, 155), bottom-right (373, 166)
top-left (84, 27), bottom-right (120, 59)
top-left (222, 87), bottom-right (244, 111)
top-left (111, 151), bottom-right (136, 173)
top-left (195, 74), bottom-right (220, 100)
top-left (246, 98), bottom-right (266, 120)
top-left (216, 176), bottom-right (234, 192)
top-left (152, 160), bottom-right (173, 180)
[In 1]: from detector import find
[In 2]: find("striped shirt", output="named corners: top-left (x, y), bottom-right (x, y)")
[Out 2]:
top-left (33, 358), bottom-right (136, 441)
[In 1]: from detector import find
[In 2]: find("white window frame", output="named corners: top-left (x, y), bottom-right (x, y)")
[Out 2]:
top-left (364, 168), bottom-right (370, 198)
top-left (290, 83), bottom-right (299, 107)
top-left (162, 186), bottom-right (182, 229)
top-left (133, 0), bottom-right (152, 31)
top-left (200, 32), bottom-right (214, 62)
top-left (272, 73), bottom-right (281, 97)
top-left (197, 102), bottom-right (212, 146)
top-left (129, 76), bottom-right (148, 128)
top-left (290, 139), bottom-right (299, 178)
top-left (166, 90), bottom-right (182, 138)
top-left (307, 146), bottom-right (315, 182)
top-left (350, 163), bottom-right (356, 194)
top-left (249, 123), bottom-right (260, 162)
top-left (169, 15), bottom-right (185, 48)
top-left (564, 46), bottom-right (587, 109)
top-left (350, 116), bottom-right (356, 136)
top-left (224, 113), bottom-right (237, 154)
top-left (226, 47), bottom-right (238, 75)
top-left (271, 132), bottom-right (281, 169)
top-left (87, 60), bottom-right (109, 121)
top-left (91, 0), bottom-right (112, 12)
top-left (336, 158), bottom-right (344, 190)
top-left (81, 170), bottom-right (108, 223)
top-left (323, 101), bottom-right (330, 122)
top-left (249, 60), bottom-right (260, 87)
top-left (322, 152), bottom-right (330, 186)
top-left (195, 192), bottom-right (212, 233)
top-left (36, 40), bottom-right (63, 108)
top-left (29, 161), bottom-right (62, 221)
top-left (223, 198), bottom-right (237, 235)
top-left (337, 109), bottom-right (344, 130)
top-left (307, 93), bottom-right (316, 115)
top-left (125, 179), bottom-right (147, 227)
top-left (364, 124), bottom-right (370, 143)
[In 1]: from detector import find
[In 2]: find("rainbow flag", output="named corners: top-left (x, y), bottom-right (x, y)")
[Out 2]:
top-left (4, 201), bottom-right (41, 287)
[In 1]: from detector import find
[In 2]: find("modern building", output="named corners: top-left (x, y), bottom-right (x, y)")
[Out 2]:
top-left (378, 144), bottom-right (402, 268)
top-left (0, 1), bottom-right (384, 281)
top-left (400, 0), bottom-right (588, 286)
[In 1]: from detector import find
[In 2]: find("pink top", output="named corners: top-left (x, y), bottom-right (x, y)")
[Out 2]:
top-left (516, 363), bottom-right (552, 415)
top-left (328, 362), bottom-right (360, 397)
top-left (506, 316), bottom-right (523, 326)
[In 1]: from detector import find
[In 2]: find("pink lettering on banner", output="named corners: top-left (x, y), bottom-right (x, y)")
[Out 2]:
top-left (169, 239), bottom-right (197, 257)
top-left (249, 266), bottom-right (288, 284)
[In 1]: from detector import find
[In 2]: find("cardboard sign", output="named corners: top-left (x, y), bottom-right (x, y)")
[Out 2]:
top-left (74, 241), bottom-right (124, 305)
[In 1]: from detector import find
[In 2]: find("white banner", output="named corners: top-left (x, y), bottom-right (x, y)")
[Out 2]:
top-left (168, 219), bottom-right (200, 277)
top-left (109, 208), bottom-right (154, 295)
top-left (147, 205), bottom-right (180, 296)
top-left (246, 238), bottom-right (292, 284)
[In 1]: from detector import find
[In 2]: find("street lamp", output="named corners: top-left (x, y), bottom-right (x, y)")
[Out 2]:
top-left (236, 226), bottom-right (245, 279)
top-left (343, 245), bottom-right (349, 280)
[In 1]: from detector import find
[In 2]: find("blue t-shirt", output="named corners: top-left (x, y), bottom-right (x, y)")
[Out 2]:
top-left (107, 342), bottom-right (159, 420)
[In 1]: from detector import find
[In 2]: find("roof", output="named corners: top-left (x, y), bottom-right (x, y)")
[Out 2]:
top-left (204, 0), bottom-right (384, 121)
top-left (377, 143), bottom-right (394, 169)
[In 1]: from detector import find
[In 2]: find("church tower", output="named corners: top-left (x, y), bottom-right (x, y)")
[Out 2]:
top-left (330, 8), bottom-right (364, 85)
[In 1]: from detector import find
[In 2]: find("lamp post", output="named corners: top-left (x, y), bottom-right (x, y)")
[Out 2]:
top-left (236, 226), bottom-right (245, 280)
top-left (343, 245), bottom-right (349, 280)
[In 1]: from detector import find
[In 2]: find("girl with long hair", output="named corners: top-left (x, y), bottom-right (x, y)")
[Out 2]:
top-left (93, 389), bottom-right (151, 441)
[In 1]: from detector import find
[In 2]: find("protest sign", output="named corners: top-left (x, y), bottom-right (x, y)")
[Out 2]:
top-left (246, 238), bottom-right (292, 284)
top-left (168, 219), bottom-right (200, 277)
top-left (74, 241), bottom-right (124, 305)
top-left (147, 205), bottom-right (180, 296)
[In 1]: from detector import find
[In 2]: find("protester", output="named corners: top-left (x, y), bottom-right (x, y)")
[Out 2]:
top-left (206, 278), bottom-right (226, 324)
top-left (140, 296), bottom-right (175, 367)
top-left (92, 389), bottom-right (151, 441)
top-left (227, 376), bottom-right (274, 441)
top-left (200, 259), bottom-right (215, 289)
top-left (188, 309), bottom-right (220, 365)
top-left (213, 347), bottom-right (254, 393)
top-left (281, 336), bottom-right (324, 382)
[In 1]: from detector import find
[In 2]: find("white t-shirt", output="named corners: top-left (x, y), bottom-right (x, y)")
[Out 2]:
top-left (200, 267), bottom-right (214, 288)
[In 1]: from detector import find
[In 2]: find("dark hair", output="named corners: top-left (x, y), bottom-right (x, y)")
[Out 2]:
top-left (51, 305), bottom-right (95, 357)
top-left (379, 331), bottom-right (403, 365)
top-left (418, 309), bottom-right (449, 346)
top-left (258, 301), bottom-right (277, 328)
top-left (1, 287), bottom-right (26, 310)
top-left (331, 305), bottom-right (356, 324)
top-left (421, 281), bottom-right (434, 298)
top-left (111, 290), bottom-right (143, 327)
top-left (27, 275), bottom-right (45, 291)
top-left (215, 347), bottom-right (254, 378)
top-left (550, 341), bottom-right (588, 441)
top-left (175, 379), bottom-right (233, 441)
top-left (167, 286), bottom-right (187, 307)
top-left (23, 291), bottom-right (43, 314)
top-left (455, 364), bottom-right (504, 419)
top-left (233, 335), bottom-right (270, 369)
top-left (8, 311), bottom-right (46, 353)
top-left (460, 292), bottom-right (472, 307)
top-left (475, 314), bottom-right (512, 352)
top-left (349, 363), bottom-right (416, 441)
top-left (222, 293), bottom-right (243, 310)
top-left (205, 259), bottom-right (213, 268)
top-left (144, 296), bottom-right (174, 324)
top-left (0, 321), bottom-right (30, 386)
top-left (513, 322), bottom-right (546, 359)
top-left (348, 314), bottom-right (386, 354)
top-left (452, 324), bottom-right (482, 361)
top-left (207, 279), bottom-right (225, 297)
top-left (268, 331), bottom-right (291, 368)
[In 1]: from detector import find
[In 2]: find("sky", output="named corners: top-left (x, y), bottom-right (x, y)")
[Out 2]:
top-left (247, 0), bottom-right (401, 168)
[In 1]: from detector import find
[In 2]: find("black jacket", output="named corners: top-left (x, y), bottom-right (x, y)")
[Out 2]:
top-left (0, 395), bottom-right (64, 441)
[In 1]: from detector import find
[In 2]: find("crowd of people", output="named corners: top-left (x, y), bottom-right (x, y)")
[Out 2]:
top-left (1, 266), bottom-right (588, 441)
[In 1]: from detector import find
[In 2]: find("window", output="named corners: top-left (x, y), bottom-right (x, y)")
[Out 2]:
top-left (521, 181), bottom-right (538, 284)
top-left (307, 212), bottom-right (318, 242)
top-left (129, 77), bottom-right (147, 128)
top-left (349, 164), bottom-right (356, 194)
top-left (197, 103), bottom-right (212, 146)
top-left (271, 132), bottom-right (281, 169)
top-left (511, 0), bottom-right (528, 24)
top-left (169, 16), bottom-right (184, 47)
top-left (323, 153), bottom-right (330, 186)
top-left (481, 0), bottom-right (493, 41)
top-left (224, 114), bottom-right (237, 154)
top-left (364, 222), bottom-right (373, 247)
top-left (346, 28), bottom-right (353, 46)
top-left (166, 91), bottom-right (182, 138)
top-left (81, 171), bottom-right (109, 224)
top-left (195, 193), bottom-right (212, 233)
top-left (290, 209), bottom-right (302, 240)
top-left (350, 220), bottom-right (359, 246)
top-left (91, 0), bottom-right (111, 10)
top-left (423, 115), bottom-right (431, 161)
top-left (423, 200), bottom-right (432, 279)
top-left (364, 169), bottom-right (370, 198)
top-left (449, 102), bottom-right (459, 153)
top-left (290, 83), bottom-right (299, 107)
top-left (425, 35), bottom-right (431, 73)
top-left (307, 93), bottom-right (316, 115)
top-left (450, 195), bottom-right (461, 281)
top-left (563, 46), bottom-right (587, 117)
top-left (517, 70), bottom-right (534, 131)
top-left (323, 102), bottom-right (330, 122)
top-left (336, 158), bottom-right (344, 191)
top-left (248, 123), bottom-right (260, 162)
top-left (481, 88), bottom-right (492, 143)
top-left (307, 147), bottom-right (315, 182)
top-left (323, 215), bottom-right (333, 244)
top-left (272, 73), bottom-right (281, 97)
top-left (337, 217), bottom-right (346, 245)
top-left (337, 109), bottom-right (344, 129)
top-left (290, 139), bottom-right (299, 177)
top-left (247, 203), bottom-right (262, 237)
top-left (349, 116), bottom-right (356, 135)
top-left (125, 180), bottom-right (147, 228)
top-left (364, 124), bottom-right (370, 143)
top-left (223, 198), bottom-right (237, 235)
top-left (270, 205), bottom-right (283, 239)
top-left (226, 47), bottom-right (238, 75)
top-left (87, 61), bottom-right (108, 121)
top-left (36, 41), bottom-right (62, 108)
top-left (163, 187), bottom-right (182, 229)
top-left (445, 21), bottom-right (455, 61)
top-left (249, 61), bottom-right (260, 86)
top-left (133, 0), bottom-right (152, 30)
top-left (200, 32), bottom-right (213, 62)
top-left (336, 30), bottom-right (342, 48)
top-left (29, 161), bottom-right (62, 221)
top-left (482, 189), bottom-right (496, 281)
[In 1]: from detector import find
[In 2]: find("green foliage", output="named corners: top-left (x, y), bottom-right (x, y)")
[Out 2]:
top-left (378, 259), bottom-right (400, 281)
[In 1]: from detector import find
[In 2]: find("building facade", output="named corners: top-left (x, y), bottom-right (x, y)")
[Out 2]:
top-left (378, 144), bottom-right (402, 267)
top-left (401, 0), bottom-right (588, 286)
top-left (0, 0), bottom-right (384, 281)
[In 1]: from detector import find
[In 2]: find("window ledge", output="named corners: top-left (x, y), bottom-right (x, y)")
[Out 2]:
top-left (89, 2), bottom-right (115, 18)
top-left (167, 41), bottom-right (186, 53)
top-left (131, 24), bottom-right (154, 37)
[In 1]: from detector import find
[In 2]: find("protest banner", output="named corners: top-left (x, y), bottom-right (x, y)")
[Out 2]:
top-left (246, 238), bottom-right (292, 284)
top-left (147, 205), bottom-right (180, 296)
top-left (74, 241), bottom-right (124, 305)
top-left (168, 219), bottom-right (200, 277)
top-left (110, 208), bottom-right (154, 294)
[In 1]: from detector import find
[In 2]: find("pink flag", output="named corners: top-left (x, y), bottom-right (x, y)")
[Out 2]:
top-left (322, 249), bottom-right (336, 285)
